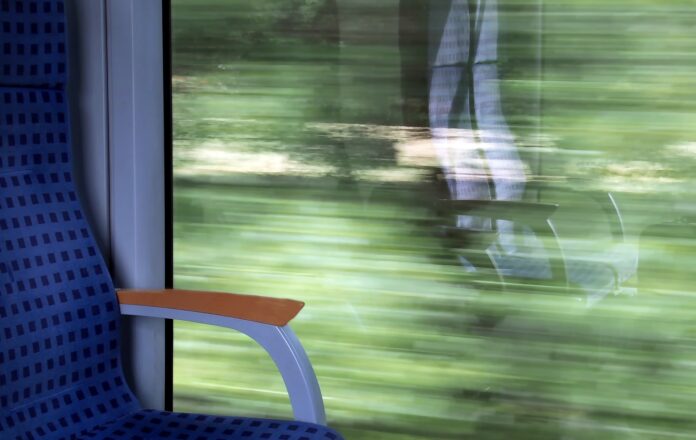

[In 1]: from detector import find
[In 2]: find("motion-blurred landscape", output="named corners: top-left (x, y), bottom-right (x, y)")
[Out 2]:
top-left (171, 1), bottom-right (696, 438)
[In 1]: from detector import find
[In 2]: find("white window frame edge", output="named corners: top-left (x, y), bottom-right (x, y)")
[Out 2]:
top-left (68, 0), bottom-right (167, 410)
top-left (106, 0), bottom-right (167, 410)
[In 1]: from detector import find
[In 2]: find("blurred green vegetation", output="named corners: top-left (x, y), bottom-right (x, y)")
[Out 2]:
top-left (172, 1), bottom-right (696, 438)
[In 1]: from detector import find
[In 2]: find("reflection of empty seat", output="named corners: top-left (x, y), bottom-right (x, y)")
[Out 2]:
top-left (492, 244), bottom-right (633, 303)
top-left (0, 2), bottom-right (343, 439)
top-left (438, 189), bottom-right (637, 304)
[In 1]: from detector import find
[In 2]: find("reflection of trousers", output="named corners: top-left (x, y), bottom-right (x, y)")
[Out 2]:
top-left (429, 0), bottom-right (525, 250)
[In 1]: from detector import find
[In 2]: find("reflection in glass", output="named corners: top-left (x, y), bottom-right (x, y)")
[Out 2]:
top-left (172, 0), bottom-right (696, 438)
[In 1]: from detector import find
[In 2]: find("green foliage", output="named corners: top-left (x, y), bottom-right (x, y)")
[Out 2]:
top-left (171, 0), bottom-right (696, 438)
top-left (172, 0), bottom-right (337, 70)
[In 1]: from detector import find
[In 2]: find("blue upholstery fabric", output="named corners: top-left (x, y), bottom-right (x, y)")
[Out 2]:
top-left (0, 86), bottom-right (140, 439)
top-left (79, 410), bottom-right (341, 440)
top-left (0, 1), bottom-right (344, 439)
top-left (0, 0), bottom-right (66, 87)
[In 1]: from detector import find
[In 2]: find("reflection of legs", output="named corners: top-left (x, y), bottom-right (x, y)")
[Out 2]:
top-left (430, 66), bottom-right (492, 230)
top-left (471, 0), bottom-right (527, 252)
top-left (474, 63), bottom-right (526, 252)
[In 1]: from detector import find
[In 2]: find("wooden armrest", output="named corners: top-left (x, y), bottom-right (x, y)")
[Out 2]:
top-left (116, 289), bottom-right (304, 326)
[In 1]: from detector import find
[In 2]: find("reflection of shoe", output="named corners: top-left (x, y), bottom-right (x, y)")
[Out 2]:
top-left (458, 255), bottom-right (478, 272)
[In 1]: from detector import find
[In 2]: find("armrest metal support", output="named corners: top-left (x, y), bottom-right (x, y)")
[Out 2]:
top-left (119, 304), bottom-right (327, 426)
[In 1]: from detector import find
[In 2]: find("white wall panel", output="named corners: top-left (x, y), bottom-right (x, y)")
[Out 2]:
top-left (67, 0), bottom-right (168, 410)
top-left (106, 0), bottom-right (167, 410)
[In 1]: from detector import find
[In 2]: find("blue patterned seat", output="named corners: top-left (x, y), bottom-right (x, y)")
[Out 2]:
top-left (79, 410), bottom-right (340, 440)
top-left (0, 2), bottom-right (343, 439)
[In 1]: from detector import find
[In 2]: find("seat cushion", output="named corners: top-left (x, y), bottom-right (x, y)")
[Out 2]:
top-left (491, 242), bottom-right (637, 304)
top-left (0, 86), bottom-right (140, 439)
top-left (78, 409), bottom-right (343, 440)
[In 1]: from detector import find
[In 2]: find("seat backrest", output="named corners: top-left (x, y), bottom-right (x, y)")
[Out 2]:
top-left (0, 1), bottom-right (139, 438)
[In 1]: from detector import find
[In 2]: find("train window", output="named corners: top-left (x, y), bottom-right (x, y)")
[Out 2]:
top-left (171, 0), bottom-right (696, 437)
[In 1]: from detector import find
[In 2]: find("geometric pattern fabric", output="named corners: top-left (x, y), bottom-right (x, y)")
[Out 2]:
top-left (79, 410), bottom-right (342, 440)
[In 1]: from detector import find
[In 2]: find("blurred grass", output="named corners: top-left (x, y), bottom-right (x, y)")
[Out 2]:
top-left (172, 1), bottom-right (696, 438)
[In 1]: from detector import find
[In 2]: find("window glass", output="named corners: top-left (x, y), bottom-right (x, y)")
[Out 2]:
top-left (172, 1), bottom-right (696, 437)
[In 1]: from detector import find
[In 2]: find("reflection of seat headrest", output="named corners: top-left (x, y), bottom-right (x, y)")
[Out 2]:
top-left (0, 0), bottom-right (67, 88)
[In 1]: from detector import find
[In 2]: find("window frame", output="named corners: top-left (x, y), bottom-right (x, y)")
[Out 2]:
top-left (68, 0), bottom-right (172, 410)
